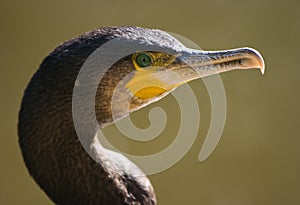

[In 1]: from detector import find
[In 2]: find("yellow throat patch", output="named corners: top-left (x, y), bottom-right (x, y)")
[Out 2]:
top-left (126, 52), bottom-right (179, 99)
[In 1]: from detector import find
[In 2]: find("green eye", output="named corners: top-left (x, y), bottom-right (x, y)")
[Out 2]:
top-left (136, 53), bottom-right (152, 67)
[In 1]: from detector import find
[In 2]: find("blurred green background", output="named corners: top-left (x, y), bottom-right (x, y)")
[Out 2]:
top-left (1, 0), bottom-right (299, 204)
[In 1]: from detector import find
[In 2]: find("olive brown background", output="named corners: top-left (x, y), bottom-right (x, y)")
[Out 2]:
top-left (1, 0), bottom-right (299, 204)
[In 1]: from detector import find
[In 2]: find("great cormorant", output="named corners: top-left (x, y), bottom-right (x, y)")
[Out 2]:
top-left (18, 26), bottom-right (264, 205)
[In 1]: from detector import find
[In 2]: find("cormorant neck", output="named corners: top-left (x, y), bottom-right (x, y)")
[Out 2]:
top-left (18, 71), bottom-right (156, 204)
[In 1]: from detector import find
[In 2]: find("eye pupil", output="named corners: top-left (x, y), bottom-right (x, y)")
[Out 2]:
top-left (136, 53), bottom-right (152, 67)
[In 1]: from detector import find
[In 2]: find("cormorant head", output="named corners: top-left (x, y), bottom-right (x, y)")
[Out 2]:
top-left (77, 26), bottom-right (265, 127)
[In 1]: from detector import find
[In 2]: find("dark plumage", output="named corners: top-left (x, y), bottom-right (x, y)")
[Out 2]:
top-left (19, 27), bottom-right (158, 205)
top-left (18, 26), bottom-right (264, 205)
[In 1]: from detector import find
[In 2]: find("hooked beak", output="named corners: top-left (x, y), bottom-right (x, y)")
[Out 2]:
top-left (170, 47), bottom-right (265, 83)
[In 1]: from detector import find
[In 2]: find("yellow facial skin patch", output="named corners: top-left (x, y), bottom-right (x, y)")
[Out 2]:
top-left (126, 52), bottom-right (180, 99)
